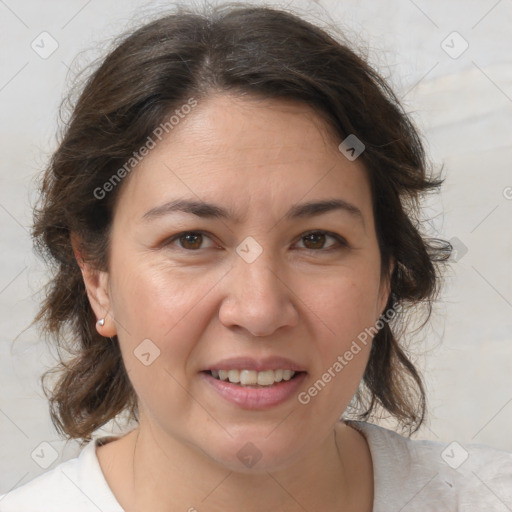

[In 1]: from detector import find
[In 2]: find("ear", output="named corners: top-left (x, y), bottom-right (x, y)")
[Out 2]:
top-left (71, 232), bottom-right (117, 337)
top-left (377, 256), bottom-right (395, 316)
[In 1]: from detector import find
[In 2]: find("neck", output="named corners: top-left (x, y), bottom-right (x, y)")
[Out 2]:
top-left (113, 420), bottom-right (372, 512)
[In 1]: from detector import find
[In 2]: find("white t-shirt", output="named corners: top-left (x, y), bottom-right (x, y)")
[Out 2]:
top-left (1, 421), bottom-right (511, 511)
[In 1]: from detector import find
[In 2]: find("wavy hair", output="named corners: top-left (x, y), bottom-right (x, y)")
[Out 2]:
top-left (31, 2), bottom-right (451, 445)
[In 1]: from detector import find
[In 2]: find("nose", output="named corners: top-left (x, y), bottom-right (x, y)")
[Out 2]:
top-left (218, 250), bottom-right (299, 337)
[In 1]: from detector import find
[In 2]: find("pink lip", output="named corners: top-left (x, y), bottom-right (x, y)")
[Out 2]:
top-left (204, 356), bottom-right (306, 372)
top-left (201, 371), bottom-right (307, 410)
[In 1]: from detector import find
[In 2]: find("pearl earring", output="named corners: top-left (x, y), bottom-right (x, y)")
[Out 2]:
top-left (97, 318), bottom-right (105, 327)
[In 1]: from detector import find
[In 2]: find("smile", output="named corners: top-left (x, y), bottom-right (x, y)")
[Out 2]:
top-left (210, 369), bottom-right (296, 386)
top-left (201, 370), bottom-right (307, 410)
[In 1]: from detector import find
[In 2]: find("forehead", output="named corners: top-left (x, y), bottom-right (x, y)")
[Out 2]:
top-left (114, 94), bottom-right (373, 223)
top-left (178, 93), bottom-right (341, 149)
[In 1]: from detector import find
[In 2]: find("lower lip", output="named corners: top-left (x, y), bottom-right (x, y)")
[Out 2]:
top-left (201, 371), bottom-right (307, 410)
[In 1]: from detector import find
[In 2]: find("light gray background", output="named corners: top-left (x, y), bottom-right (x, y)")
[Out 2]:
top-left (1, 0), bottom-right (511, 494)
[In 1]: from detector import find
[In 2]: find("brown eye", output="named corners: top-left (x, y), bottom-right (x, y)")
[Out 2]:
top-left (296, 231), bottom-right (348, 251)
top-left (302, 232), bottom-right (327, 249)
top-left (178, 232), bottom-right (203, 250)
top-left (163, 231), bottom-right (218, 252)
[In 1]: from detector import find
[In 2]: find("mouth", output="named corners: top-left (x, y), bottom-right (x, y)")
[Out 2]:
top-left (204, 368), bottom-right (305, 387)
top-left (200, 367), bottom-right (308, 410)
top-left (200, 356), bottom-right (308, 409)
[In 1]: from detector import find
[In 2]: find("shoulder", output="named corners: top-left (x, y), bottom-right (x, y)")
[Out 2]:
top-left (0, 437), bottom-right (124, 512)
top-left (347, 420), bottom-right (512, 512)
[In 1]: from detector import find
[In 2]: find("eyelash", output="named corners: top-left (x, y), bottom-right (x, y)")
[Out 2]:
top-left (163, 230), bottom-right (349, 253)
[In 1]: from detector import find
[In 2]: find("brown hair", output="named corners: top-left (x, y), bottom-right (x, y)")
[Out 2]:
top-left (31, 2), bottom-right (451, 445)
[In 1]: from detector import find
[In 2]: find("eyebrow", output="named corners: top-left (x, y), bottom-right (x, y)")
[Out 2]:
top-left (141, 198), bottom-right (364, 225)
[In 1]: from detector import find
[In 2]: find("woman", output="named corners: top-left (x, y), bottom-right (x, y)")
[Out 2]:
top-left (1, 3), bottom-right (510, 511)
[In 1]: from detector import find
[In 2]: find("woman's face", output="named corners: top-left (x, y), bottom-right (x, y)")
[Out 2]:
top-left (91, 94), bottom-right (390, 472)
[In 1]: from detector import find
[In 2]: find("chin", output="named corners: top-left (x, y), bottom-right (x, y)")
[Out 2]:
top-left (199, 432), bottom-right (306, 474)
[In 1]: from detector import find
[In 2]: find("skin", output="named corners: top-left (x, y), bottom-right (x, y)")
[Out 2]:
top-left (74, 93), bottom-right (392, 512)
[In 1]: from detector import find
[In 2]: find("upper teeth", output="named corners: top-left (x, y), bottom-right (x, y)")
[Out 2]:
top-left (211, 369), bottom-right (296, 386)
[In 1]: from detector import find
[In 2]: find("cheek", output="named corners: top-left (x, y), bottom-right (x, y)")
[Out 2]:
top-left (304, 269), bottom-right (383, 345)
top-left (109, 262), bottom-right (221, 421)
top-left (295, 274), bottom-right (380, 411)
top-left (109, 255), bottom-right (225, 375)
top-left (299, 269), bottom-right (382, 399)
top-left (112, 248), bottom-right (209, 329)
